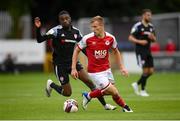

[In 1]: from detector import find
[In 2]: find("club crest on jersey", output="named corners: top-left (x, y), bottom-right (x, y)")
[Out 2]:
top-left (105, 40), bottom-right (110, 45)
top-left (74, 34), bottom-right (77, 39)
top-left (150, 28), bottom-right (153, 32)
top-left (141, 28), bottom-right (144, 31)
top-left (61, 33), bottom-right (65, 37)
top-left (92, 41), bottom-right (96, 45)
top-left (60, 76), bottom-right (64, 82)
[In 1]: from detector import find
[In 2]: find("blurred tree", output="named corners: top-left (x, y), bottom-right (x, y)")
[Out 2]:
top-left (157, 0), bottom-right (180, 12)
top-left (1, 0), bottom-right (180, 39)
top-left (31, 0), bottom-right (180, 22)
top-left (1, 0), bottom-right (32, 38)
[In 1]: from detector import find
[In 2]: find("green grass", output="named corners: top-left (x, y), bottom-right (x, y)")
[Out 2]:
top-left (0, 72), bottom-right (180, 120)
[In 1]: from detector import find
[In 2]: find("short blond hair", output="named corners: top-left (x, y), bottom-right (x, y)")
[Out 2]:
top-left (90, 16), bottom-right (104, 25)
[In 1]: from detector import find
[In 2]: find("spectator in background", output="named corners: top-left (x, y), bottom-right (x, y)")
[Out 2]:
top-left (165, 39), bottom-right (176, 54)
top-left (150, 42), bottom-right (160, 53)
top-left (1, 53), bottom-right (17, 74)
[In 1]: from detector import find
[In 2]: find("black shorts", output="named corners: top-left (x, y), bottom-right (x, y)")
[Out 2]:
top-left (54, 62), bottom-right (83, 85)
top-left (136, 52), bottom-right (154, 68)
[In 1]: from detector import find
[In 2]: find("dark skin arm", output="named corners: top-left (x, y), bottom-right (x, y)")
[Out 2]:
top-left (34, 17), bottom-right (54, 43)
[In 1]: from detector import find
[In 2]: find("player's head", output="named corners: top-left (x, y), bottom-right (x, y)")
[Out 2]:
top-left (142, 9), bottom-right (152, 23)
top-left (90, 16), bottom-right (105, 37)
top-left (58, 10), bottom-right (71, 28)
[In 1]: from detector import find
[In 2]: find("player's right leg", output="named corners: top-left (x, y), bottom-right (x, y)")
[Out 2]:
top-left (132, 53), bottom-right (146, 95)
top-left (78, 66), bottom-right (116, 110)
top-left (83, 84), bottom-right (133, 112)
top-left (82, 92), bottom-right (91, 110)
top-left (135, 54), bottom-right (154, 97)
top-left (81, 91), bottom-right (117, 110)
top-left (81, 71), bottom-right (108, 110)
top-left (82, 71), bottom-right (131, 112)
top-left (45, 79), bottom-right (53, 97)
top-left (45, 65), bottom-right (72, 97)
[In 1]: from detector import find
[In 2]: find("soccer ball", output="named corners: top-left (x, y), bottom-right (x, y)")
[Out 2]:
top-left (63, 99), bottom-right (78, 113)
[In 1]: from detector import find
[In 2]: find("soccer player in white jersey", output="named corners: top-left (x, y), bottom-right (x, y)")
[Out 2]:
top-left (71, 16), bottom-right (133, 112)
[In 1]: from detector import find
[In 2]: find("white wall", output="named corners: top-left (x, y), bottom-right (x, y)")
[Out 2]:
top-left (122, 52), bottom-right (142, 73)
top-left (0, 40), bottom-right (45, 64)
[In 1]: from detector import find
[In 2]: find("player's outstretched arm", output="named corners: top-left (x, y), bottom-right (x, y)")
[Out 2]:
top-left (112, 48), bottom-right (129, 77)
top-left (34, 17), bottom-right (54, 43)
top-left (71, 46), bottom-right (81, 80)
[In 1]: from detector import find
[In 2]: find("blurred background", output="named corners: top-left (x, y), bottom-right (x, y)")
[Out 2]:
top-left (0, 0), bottom-right (180, 73)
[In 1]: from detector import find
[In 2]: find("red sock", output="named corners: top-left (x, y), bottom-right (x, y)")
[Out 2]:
top-left (112, 95), bottom-right (126, 107)
top-left (89, 89), bottom-right (103, 98)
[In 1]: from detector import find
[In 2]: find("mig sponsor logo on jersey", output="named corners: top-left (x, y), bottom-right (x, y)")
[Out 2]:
top-left (92, 41), bottom-right (96, 45)
top-left (144, 31), bottom-right (151, 35)
top-left (150, 28), bottom-right (153, 32)
top-left (141, 60), bottom-right (145, 66)
top-left (60, 76), bottom-right (64, 83)
top-left (94, 50), bottom-right (107, 59)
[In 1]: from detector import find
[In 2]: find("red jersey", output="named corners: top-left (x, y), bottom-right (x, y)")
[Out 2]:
top-left (77, 32), bottom-right (118, 73)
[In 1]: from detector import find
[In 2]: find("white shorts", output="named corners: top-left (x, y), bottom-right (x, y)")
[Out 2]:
top-left (88, 68), bottom-right (115, 90)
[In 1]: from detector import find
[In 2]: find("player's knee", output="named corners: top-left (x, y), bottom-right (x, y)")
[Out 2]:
top-left (143, 71), bottom-right (149, 75)
top-left (111, 89), bottom-right (119, 96)
top-left (150, 70), bottom-right (154, 75)
top-left (63, 93), bottom-right (71, 97)
top-left (149, 72), bottom-right (153, 76)
top-left (82, 79), bottom-right (95, 91)
top-left (147, 70), bottom-right (154, 76)
top-left (63, 91), bottom-right (72, 97)
top-left (112, 91), bottom-right (119, 96)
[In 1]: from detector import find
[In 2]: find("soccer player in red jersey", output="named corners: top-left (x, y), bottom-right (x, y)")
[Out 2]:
top-left (71, 16), bottom-right (133, 112)
top-left (34, 11), bottom-right (116, 110)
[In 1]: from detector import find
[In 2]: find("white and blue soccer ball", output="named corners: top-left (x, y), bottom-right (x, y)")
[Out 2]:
top-left (63, 99), bottom-right (78, 113)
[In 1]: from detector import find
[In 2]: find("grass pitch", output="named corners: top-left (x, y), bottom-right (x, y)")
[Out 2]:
top-left (0, 72), bottom-right (180, 120)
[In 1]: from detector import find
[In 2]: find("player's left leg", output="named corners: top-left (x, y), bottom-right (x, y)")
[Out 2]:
top-left (142, 67), bottom-right (154, 88)
top-left (78, 69), bottom-right (116, 110)
top-left (139, 55), bottom-right (154, 96)
top-left (46, 79), bottom-right (72, 97)
top-left (138, 67), bottom-right (151, 96)
top-left (82, 70), bottom-right (131, 112)
top-left (82, 84), bottom-right (133, 112)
